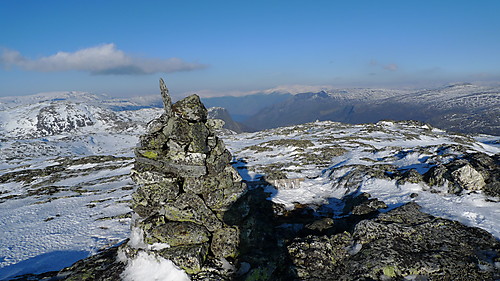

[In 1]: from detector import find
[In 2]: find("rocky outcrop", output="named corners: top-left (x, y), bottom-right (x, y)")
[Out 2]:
top-left (422, 152), bottom-right (500, 196)
top-left (287, 201), bottom-right (500, 281)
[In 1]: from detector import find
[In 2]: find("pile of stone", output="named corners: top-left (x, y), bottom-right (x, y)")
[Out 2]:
top-left (127, 79), bottom-right (247, 276)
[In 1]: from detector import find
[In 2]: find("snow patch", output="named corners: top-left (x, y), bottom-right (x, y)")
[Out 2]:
top-left (121, 252), bottom-right (190, 281)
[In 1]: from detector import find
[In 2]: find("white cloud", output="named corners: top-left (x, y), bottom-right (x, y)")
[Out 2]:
top-left (0, 44), bottom-right (207, 75)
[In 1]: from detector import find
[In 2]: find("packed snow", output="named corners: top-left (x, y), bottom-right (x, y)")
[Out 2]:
top-left (120, 251), bottom-right (189, 281)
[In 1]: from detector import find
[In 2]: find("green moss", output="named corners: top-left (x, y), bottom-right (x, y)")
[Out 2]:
top-left (382, 265), bottom-right (398, 278)
top-left (142, 150), bottom-right (158, 159)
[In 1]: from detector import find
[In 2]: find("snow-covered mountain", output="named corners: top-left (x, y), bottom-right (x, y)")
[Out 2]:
top-left (241, 83), bottom-right (500, 135)
top-left (0, 91), bottom-right (163, 139)
top-left (0, 90), bottom-right (499, 279)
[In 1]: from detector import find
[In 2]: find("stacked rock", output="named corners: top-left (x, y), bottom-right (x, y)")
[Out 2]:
top-left (129, 79), bottom-right (246, 275)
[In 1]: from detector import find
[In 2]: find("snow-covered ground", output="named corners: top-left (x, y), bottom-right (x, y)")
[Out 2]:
top-left (0, 117), bottom-right (499, 280)
top-left (224, 121), bottom-right (500, 238)
top-left (0, 134), bottom-right (138, 279)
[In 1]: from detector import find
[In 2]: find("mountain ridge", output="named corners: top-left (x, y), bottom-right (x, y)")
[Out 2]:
top-left (242, 83), bottom-right (500, 135)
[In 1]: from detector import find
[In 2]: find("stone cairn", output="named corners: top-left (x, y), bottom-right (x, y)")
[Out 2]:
top-left (128, 79), bottom-right (246, 276)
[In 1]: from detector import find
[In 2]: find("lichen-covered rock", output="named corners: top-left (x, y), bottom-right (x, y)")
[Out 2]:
top-left (158, 243), bottom-right (210, 275)
top-left (211, 227), bottom-right (240, 258)
top-left (288, 202), bottom-right (500, 280)
top-left (172, 94), bottom-right (208, 122)
top-left (160, 193), bottom-right (223, 232)
top-left (54, 242), bottom-right (127, 281)
top-left (287, 232), bottom-right (353, 279)
top-left (146, 221), bottom-right (210, 246)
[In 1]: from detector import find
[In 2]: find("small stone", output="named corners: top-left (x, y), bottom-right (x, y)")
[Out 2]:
top-left (207, 149), bottom-right (232, 175)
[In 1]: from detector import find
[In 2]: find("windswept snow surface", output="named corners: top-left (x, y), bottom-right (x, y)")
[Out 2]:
top-left (0, 135), bottom-right (138, 279)
top-left (223, 120), bottom-right (500, 238)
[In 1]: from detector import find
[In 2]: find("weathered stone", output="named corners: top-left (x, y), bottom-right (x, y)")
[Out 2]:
top-left (351, 198), bottom-right (387, 215)
top-left (165, 151), bottom-right (206, 166)
top-left (304, 218), bottom-right (335, 232)
top-left (287, 233), bottom-right (353, 279)
top-left (206, 119), bottom-right (225, 133)
top-left (451, 163), bottom-right (486, 191)
top-left (147, 221), bottom-right (210, 247)
top-left (211, 227), bottom-right (240, 258)
top-left (342, 192), bottom-right (371, 215)
top-left (146, 114), bottom-right (168, 134)
top-left (225, 165), bottom-right (243, 182)
top-left (182, 176), bottom-right (206, 194)
top-left (55, 242), bottom-right (127, 281)
top-left (130, 171), bottom-right (180, 204)
top-left (207, 136), bottom-right (217, 149)
top-left (424, 164), bottom-right (455, 193)
top-left (172, 94), bottom-right (207, 122)
top-left (397, 168), bottom-right (423, 185)
top-left (422, 153), bottom-right (500, 196)
top-left (160, 193), bottom-right (223, 232)
top-left (187, 122), bottom-right (210, 153)
top-left (163, 116), bottom-right (191, 144)
top-left (158, 243), bottom-right (209, 275)
top-left (159, 78), bottom-right (172, 117)
top-left (166, 139), bottom-right (185, 153)
top-left (207, 149), bottom-right (232, 175)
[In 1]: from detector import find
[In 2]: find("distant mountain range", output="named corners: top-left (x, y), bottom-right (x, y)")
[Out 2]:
top-left (1, 82), bottom-right (498, 137)
top-left (203, 83), bottom-right (500, 135)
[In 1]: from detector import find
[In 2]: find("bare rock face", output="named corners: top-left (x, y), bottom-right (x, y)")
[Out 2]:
top-left (126, 79), bottom-right (247, 276)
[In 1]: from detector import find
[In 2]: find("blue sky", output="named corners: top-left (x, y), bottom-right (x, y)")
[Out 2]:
top-left (1, 0), bottom-right (499, 98)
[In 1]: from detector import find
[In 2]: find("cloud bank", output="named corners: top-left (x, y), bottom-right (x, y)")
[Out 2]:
top-left (0, 44), bottom-right (207, 75)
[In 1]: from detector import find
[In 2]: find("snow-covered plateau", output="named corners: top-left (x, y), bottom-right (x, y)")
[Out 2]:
top-left (0, 91), bottom-right (499, 280)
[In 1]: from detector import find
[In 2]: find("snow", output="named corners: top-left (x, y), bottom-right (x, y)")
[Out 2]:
top-left (0, 178), bottom-right (132, 279)
top-left (121, 252), bottom-right (190, 281)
